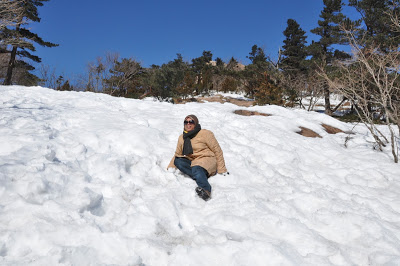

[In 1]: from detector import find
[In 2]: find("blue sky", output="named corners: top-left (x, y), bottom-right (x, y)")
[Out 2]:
top-left (31, 0), bottom-right (359, 79)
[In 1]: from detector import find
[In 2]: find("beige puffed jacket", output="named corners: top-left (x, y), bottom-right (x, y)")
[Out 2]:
top-left (167, 129), bottom-right (227, 176)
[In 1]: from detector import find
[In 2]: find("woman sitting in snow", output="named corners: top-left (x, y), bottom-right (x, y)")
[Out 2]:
top-left (167, 114), bottom-right (228, 201)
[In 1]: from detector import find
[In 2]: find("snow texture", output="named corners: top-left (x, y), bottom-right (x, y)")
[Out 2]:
top-left (0, 86), bottom-right (399, 265)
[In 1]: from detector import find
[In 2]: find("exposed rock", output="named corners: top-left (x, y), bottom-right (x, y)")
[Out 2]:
top-left (197, 95), bottom-right (255, 107)
top-left (234, 110), bottom-right (270, 116)
top-left (297, 127), bottom-right (322, 138)
top-left (322, 124), bottom-right (343, 134)
top-left (227, 98), bottom-right (254, 107)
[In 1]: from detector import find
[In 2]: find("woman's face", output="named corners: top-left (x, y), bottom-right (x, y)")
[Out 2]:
top-left (184, 118), bottom-right (195, 132)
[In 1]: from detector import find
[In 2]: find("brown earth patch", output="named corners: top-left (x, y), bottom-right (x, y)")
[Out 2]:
top-left (196, 95), bottom-right (225, 104)
top-left (174, 94), bottom-right (255, 107)
top-left (197, 94), bottom-right (255, 107)
top-left (297, 127), bottom-right (322, 138)
top-left (224, 97), bottom-right (254, 107)
top-left (322, 124), bottom-right (343, 134)
top-left (234, 110), bottom-right (271, 116)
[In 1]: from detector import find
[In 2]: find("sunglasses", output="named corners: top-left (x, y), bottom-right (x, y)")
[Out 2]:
top-left (184, 120), bottom-right (195, 125)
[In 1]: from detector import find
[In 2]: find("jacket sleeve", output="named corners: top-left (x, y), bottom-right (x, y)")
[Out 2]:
top-left (206, 131), bottom-right (228, 173)
top-left (167, 135), bottom-right (183, 169)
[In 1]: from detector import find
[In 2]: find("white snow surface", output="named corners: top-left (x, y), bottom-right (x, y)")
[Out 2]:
top-left (1, 86), bottom-right (399, 266)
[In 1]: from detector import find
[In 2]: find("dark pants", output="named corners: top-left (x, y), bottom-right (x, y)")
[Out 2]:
top-left (174, 157), bottom-right (211, 192)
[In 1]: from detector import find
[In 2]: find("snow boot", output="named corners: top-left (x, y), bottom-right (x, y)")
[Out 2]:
top-left (195, 187), bottom-right (211, 201)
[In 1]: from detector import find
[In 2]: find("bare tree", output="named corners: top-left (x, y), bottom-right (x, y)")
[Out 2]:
top-left (302, 74), bottom-right (325, 111)
top-left (86, 52), bottom-right (119, 92)
top-left (320, 28), bottom-right (399, 162)
top-left (280, 72), bottom-right (325, 111)
top-left (38, 64), bottom-right (57, 89)
top-left (387, 1), bottom-right (400, 34)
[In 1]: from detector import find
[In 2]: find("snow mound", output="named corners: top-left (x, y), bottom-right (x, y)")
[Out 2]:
top-left (0, 86), bottom-right (399, 265)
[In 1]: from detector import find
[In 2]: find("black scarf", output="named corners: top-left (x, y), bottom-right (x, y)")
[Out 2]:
top-left (182, 124), bottom-right (201, 155)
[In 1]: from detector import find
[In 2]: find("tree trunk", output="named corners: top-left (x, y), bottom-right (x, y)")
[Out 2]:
top-left (3, 23), bottom-right (20, 86)
top-left (397, 123), bottom-right (400, 136)
top-left (324, 84), bottom-right (332, 115)
top-left (332, 97), bottom-right (347, 113)
top-left (3, 46), bottom-right (18, 85)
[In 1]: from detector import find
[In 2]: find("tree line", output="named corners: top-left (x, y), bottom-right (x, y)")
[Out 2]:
top-left (1, 0), bottom-right (399, 162)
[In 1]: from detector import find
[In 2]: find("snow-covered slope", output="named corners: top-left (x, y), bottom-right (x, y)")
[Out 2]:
top-left (0, 86), bottom-right (399, 265)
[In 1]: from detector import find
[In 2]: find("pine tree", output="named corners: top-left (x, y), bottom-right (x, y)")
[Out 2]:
top-left (149, 54), bottom-right (190, 100)
top-left (244, 45), bottom-right (274, 97)
top-left (215, 57), bottom-right (224, 67)
top-left (0, 0), bottom-right (25, 28)
top-left (104, 58), bottom-right (143, 97)
top-left (280, 19), bottom-right (308, 107)
top-left (349, 0), bottom-right (400, 50)
top-left (310, 0), bottom-right (350, 115)
top-left (212, 57), bottom-right (225, 76)
top-left (175, 71), bottom-right (195, 99)
top-left (55, 75), bottom-right (64, 90)
top-left (226, 57), bottom-right (239, 71)
top-left (1, 0), bottom-right (58, 85)
top-left (247, 44), bottom-right (267, 66)
top-left (60, 80), bottom-right (73, 91)
top-left (220, 76), bottom-right (238, 93)
top-left (191, 51), bottom-right (213, 95)
top-left (254, 72), bottom-right (284, 106)
top-left (281, 19), bottom-right (308, 74)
